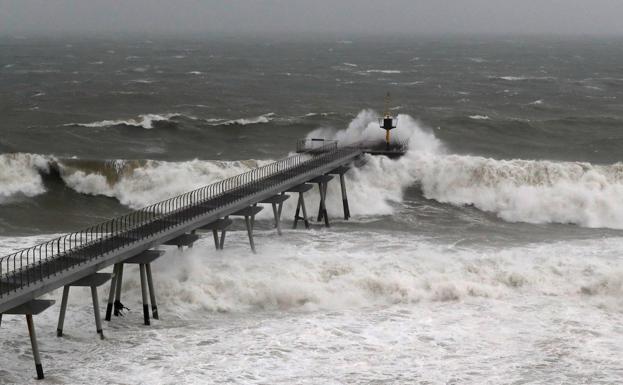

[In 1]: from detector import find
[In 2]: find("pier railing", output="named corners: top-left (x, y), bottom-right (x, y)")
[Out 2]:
top-left (0, 142), bottom-right (359, 298)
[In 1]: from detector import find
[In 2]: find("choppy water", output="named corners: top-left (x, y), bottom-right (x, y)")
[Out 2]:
top-left (1, 35), bottom-right (623, 384)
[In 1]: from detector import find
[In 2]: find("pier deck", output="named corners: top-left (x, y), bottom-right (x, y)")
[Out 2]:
top-left (0, 143), bottom-right (361, 313)
top-left (0, 142), bottom-right (365, 379)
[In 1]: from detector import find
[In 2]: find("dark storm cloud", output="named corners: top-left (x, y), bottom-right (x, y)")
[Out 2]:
top-left (1, 0), bottom-right (623, 36)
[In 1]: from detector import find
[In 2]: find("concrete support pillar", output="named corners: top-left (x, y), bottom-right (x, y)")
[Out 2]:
top-left (114, 264), bottom-right (124, 317)
top-left (339, 173), bottom-right (350, 220)
top-left (212, 229), bottom-right (220, 250)
top-left (90, 286), bottom-right (104, 339)
top-left (271, 202), bottom-right (282, 236)
top-left (220, 216), bottom-right (229, 249)
top-left (105, 264), bottom-right (118, 321)
top-left (244, 216), bottom-right (256, 253)
top-left (316, 182), bottom-right (330, 227)
top-left (293, 192), bottom-right (310, 229)
top-left (56, 286), bottom-right (70, 337)
top-left (145, 264), bottom-right (158, 320)
top-left (58, 274), bottom-right (110, 338)
top-left (139, 264), bottom-right (150, 326)
top-left (26, 314), bottom-right (44, 380)
top-left (188, 230), bottom-right (196, 249)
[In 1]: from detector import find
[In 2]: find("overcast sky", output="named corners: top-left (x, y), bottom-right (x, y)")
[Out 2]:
top-left (2, 0), bottom-right (623, 37)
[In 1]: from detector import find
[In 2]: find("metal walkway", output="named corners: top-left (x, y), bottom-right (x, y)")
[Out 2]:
top-left (0, 143), bottom-right (362, 314)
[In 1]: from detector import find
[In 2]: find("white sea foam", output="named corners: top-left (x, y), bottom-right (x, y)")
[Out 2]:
top-left (499, 76), bottom-right (528, 81)
top-left (496, 76), bottom-right (555, 81)
top-left (212, 113), bottom-right (275, 126)
top-left (0, 153), bottom-right (51, 203)
top-left (366, 69), bottom-right (402, 74)
top-left (469, 114), bottom-right (490, 120)
top-left (42, 231), bottom-right (620, 314)
top-left (1, 230), bottom-right (622, 384)
top-left (66, 113), bottom-right (182, 129)
top-left (128, 79), bottom-right (154, 84)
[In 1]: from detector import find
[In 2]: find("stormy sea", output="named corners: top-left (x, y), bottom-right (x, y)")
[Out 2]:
top-left (1, 35), bottom-right (623, 384)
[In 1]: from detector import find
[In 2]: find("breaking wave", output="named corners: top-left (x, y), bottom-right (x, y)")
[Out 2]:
top-left (494, 76), bottom-right (556, 81)
top-left (58, 158), bottom-right (274, 209)
top-left (307, 109), bottom-right (623, 229)
top-left (211, 113), bottom-right (275, 126)
top-left (66, 112), bottom-right (275, 129)
top-left (66, 113), bottom-right (183, 129)
top-left (0, 153), bottom-right (51, 203)
top-left (102, 233), bottom-right (623, 313)
top-left (469, 115), bottom-right (490, 120)
top-left (8, 110), bottom-right (623, 229)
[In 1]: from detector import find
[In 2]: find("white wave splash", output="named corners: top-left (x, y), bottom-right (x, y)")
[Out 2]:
top-left (59, 159), bottom-right (270, 209)
top-left (0, 153), bottom-right (51, 203)
top-left (306, 109), bottom-right (623, 229)
top-left (366, 69), bottom-right (402, 74)
top-left (202, 113), bottom-right (275, 126)
top-left (469, 115), bottom-right (490, 120)
top-left (221, 113), bottom-right (275, 126)
top-left (101, 231), bottom-right (623, 313)
top-left (20, 109), bottom-right (623, 229)
top-left (66, 113), bottom-right (182, 129)
top-left (495, 76), bottom-right (555, 81)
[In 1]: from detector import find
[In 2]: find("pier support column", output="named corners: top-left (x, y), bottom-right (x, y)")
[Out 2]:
top-left (339, 173), bottom-right (350, 220)
top-left (188, 230), bottom-right (196, 249)
top-left (293, 192), bottom-right (310, 229)
top-left (258, 194), bottom-right (289, 236)
top-left (316, 181), bottom-right (329, 225)
top-left (310, 175), bottom-right (333, 227)
top-left (244, 216), bottom-right (256, 253)
top-left (145, 264), bottom-right (158, 320)
top-left (286, 184), bottom-right (313, 229)
top-left (3, 299), bottom-right (55, 381)
top-left (56, 286), bottom-right (70, 337)
top-left (212, 229), bottom-right (220, 250)
top-left (90, 286), bottom-right (104, 339)
top-left (232, 206), bottom-right (263, 253)
top-left (57, 273), bottom-right (110, 339)
top-left (109, 250), bottom-right (164, 325)
top-left (26, 314), bottom-right (44, 380)
top-left (139, 264), bottom-right (150, 326)
top-left (219, 217), bottom-right (229, 249)
top-left (219, 216), bottom-right (230, 249)
top-left (277, 192), bottom-right (286, 221)
top-left (114, 264), bottom-right (124, 317)
top-left (271, 203), bottom-right (282, 235)
top-left (105, 264), bottom-right (120, 321)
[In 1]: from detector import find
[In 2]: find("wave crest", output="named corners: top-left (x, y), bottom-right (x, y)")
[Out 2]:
top-left (66, 113), bottom-right (182, 129)
top-left (0, 153), bottom-right (51, 202)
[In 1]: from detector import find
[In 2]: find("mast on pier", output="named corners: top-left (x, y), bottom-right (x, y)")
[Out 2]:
top-left (379, 92), bottom-right (397, 149)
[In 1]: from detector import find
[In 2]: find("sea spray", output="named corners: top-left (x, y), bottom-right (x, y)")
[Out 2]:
top-left (0, 153), bottom-right (51, 202)
top-left (76, 232), bottom-right (623, 314)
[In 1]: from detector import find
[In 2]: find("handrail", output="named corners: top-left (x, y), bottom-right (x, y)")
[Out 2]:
top-left (0, 142), bottom-right (361, 298)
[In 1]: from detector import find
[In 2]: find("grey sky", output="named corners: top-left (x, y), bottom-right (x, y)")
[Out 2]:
top-left (1, 0), bottom-right (623, 37)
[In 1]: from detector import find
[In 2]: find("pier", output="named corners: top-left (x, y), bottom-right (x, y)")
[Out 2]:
top-left (0, 141), bottom-right (365, 380)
